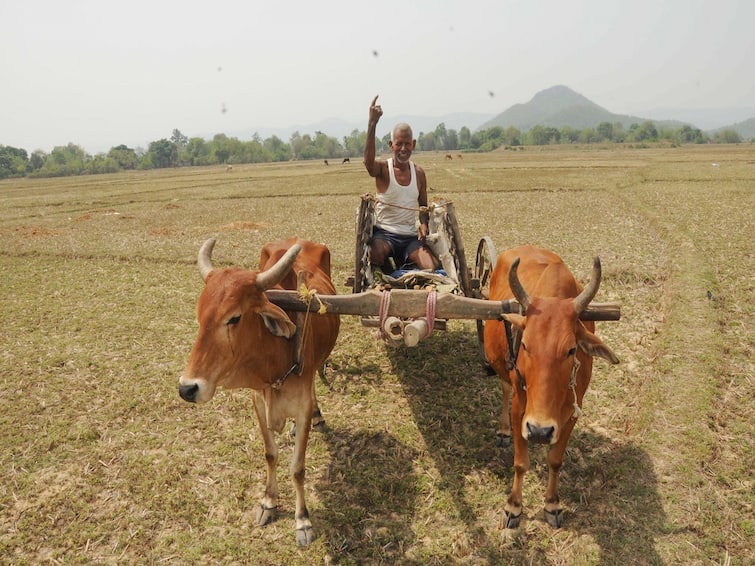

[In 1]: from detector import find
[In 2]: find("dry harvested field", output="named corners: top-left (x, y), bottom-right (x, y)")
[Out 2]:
top-left (1, 145), bottom-right (752, 565)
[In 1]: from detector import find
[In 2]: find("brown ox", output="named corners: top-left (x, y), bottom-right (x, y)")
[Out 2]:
top-left (178, 237), bottom-right (340, 546)
top-left (484, 245), bottom-right (619, 528)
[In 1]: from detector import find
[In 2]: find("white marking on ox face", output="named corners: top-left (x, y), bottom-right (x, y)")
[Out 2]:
top-left (178, 375), bottom-right (216, 404)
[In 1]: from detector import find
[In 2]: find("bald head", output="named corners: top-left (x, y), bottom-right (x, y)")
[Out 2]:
top-left (391, 123), bottom-right (413, 142)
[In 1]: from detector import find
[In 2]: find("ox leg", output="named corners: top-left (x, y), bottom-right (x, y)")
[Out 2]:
top-left (502, 393), bottom-right (528, 528)
top-left (543, 420), bottom-right (575, 528)
top-left (289, 378), bottom-right (327, 436)
top-left (252, 392), bottom-right (279, 526)
top-left (311, 403), bottom-right (327, 432)
top-left (497, 378), bottom-right (513, 447)
top-left (292, 402), bottom-right (315, 546)
top-left (311, 375), bottom-right (327, 432)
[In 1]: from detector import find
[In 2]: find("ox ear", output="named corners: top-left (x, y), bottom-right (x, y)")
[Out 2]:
top-left (258, 303), bottom-right (297, 338)
top-left (576, 325), bottom-right (620, 364)
top-left (501, 313), bottom-right (526, 329)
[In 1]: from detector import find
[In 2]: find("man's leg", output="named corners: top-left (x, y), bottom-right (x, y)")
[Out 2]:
top-left (408, 244), bottom-right (439, 271)
top-left (369, 238), bottom-right (392, 269)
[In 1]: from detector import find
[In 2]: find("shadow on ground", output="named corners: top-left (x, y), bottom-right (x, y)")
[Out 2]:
top-left (379, 326), bottom-right (665, 563)
top-left (316, 428), bottom-right (419, 563)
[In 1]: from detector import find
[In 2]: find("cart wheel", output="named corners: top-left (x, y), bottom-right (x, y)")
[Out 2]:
top-left (442, 202), bottom-right (472, 297)
top-left (353, 196), bottom-right (375, 294)
top-left (475, 237), bottom-right (497, 372)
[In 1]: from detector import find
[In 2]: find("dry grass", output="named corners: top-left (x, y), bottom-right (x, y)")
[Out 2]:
top-left (1, 147), bottom-right (752, 564)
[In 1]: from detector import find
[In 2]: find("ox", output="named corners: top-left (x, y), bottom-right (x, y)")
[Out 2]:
top-left (178, 237), bottom-right (340, 546)
top-left (484, 245), bottom-right (619, 528)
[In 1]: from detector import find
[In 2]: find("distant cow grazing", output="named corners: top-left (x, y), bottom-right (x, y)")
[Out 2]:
top-left (179, 237), bottom-right (340, 546)
top-left (342, 157), bottom-right (350, 164)
top-left (445, 154), bottom-right (453, 160)
top-left (226, 164), bottom-right (233, 172)
top-left (484, 245), bottom-right (619, 528)
top-left (324, 159), bottom-right (329, 166)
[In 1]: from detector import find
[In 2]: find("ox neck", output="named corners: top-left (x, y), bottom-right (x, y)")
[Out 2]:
top-left (269, 311), bottom-right (306, 390)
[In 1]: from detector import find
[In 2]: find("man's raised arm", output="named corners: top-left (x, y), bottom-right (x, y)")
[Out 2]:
top-left (364, 95), bottom-right (383, 178)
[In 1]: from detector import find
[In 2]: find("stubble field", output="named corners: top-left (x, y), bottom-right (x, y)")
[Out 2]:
top-left (1, 144), bottom-right (752, 565)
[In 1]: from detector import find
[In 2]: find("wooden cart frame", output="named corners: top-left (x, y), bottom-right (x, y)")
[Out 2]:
top-left (266, 195), bottom-right (620, 354)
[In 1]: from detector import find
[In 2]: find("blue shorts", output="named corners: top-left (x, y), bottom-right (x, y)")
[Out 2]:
top-left (371, 226), bottom-right (425, 267)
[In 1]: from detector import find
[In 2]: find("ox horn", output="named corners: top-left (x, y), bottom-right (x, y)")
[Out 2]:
top-left (197, 238), bottom-right (217, 282)
top-left (255, 243), bottom-right (302, 291)
top-left (508, 257), bottom-right (531, 312)
top-left (574, 256), bottom-right (602, 314)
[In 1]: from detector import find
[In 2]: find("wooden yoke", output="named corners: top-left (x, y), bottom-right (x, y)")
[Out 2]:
top-left (265, 288), bottom-right (620, 322)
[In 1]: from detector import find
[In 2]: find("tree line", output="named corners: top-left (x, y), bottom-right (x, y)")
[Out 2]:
top-left (0, 122), bottom-right (745, 179)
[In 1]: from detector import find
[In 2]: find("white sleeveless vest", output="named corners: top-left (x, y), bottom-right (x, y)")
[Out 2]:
top-left (375, 158), bottom-right (418, 236)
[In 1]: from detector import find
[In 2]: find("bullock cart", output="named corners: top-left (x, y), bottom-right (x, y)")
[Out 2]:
top-left (265, 195), bottom-right (619, 352)
top-left (181, 203), bottom-right (622, 544)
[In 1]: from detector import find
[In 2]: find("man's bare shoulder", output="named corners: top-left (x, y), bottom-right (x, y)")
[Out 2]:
top-left (367, 157), bottom-right (390, 179)
top-left (413, 162), bottom-right (427, 184)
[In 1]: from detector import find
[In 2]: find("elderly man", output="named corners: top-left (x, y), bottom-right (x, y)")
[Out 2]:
top-left (363, 95), bottom-right (438, 272)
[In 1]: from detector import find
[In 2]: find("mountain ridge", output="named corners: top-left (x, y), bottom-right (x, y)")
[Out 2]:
top-left (478, 85), bottom-right (689, 131)
top-left (219, 85), bottom-right (754, 142)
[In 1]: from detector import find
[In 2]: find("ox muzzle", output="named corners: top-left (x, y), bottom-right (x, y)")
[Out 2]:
top-left (178, 376), bottom-right (215, 403)
top-left (525, 422), bottom-right (555, 445)
top-left (178, 383), bottom-right (199, 403)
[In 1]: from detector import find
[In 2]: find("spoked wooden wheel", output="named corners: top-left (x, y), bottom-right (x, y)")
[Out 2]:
top-left (441, 202), bottom-right (472, 297)
top-left (353, 196), bottom-right (375, 294)
top-left (474, 237), bottom-right (497, 371)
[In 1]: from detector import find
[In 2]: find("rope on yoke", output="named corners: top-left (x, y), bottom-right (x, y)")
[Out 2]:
top-left (425, 290), bottom-right (437, 335)
top-left (377, 289), bottom-right (393, 344)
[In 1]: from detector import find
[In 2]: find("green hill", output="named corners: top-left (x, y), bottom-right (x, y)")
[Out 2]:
top-left (479, 85), bottom-right (685, 132)
top-left (712, 116), bottom-right (755, 140)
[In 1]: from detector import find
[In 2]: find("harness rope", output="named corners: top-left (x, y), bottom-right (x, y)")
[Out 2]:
top-left (363, 192), bottom-right (433, 213)
top-left (270, 278), bottom-right (325, 391)
top-left (569, 357), bottom-right (583, 418)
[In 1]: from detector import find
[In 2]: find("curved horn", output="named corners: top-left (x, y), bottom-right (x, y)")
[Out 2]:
top-left (255, 243), bottom-right (302, 291)
top-left (197, 238), bottom-right (217, 282)
top-left (574, 256), bottom-right (602, 314)
top-left (508, 257), bottom-right (531, 312)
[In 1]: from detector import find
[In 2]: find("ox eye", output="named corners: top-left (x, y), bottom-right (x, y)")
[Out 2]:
top-left (567, 346), bottom-right (577, 357)
top-left (227, 315), bottom-right (241, 326)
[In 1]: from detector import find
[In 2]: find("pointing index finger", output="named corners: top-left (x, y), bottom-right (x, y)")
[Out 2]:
top-left (371, 95), bottom-right (379, 107)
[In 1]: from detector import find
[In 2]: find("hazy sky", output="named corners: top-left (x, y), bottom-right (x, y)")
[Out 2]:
top-left (2, 0), bottom-right (754, 153)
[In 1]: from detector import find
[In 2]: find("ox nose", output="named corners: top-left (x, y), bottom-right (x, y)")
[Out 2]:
top-left (179, 383), bottom-right (199, 403)
top-left (526, 422), bottom-right (555, 444)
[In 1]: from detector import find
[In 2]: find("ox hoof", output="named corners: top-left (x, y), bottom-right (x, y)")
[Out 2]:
top-left (295, 525), bottom-right (317, 546)
top-left (256, 504), bottom-right (278, 526)
top-left (501, 509), bottom-right (522, 529)
top-left (496, 433), bottom-right (512, 448)
top-left (544, 507), bottom-right (564, 528)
